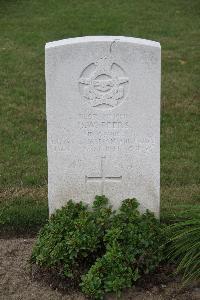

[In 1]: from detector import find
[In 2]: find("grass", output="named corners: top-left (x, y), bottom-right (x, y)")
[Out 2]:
top-left (0, 197), bottom-right (48, 235)
top-left (0, 0), bottom-right (199, 232)
top-left (165, 206), bottom-right (200, 283)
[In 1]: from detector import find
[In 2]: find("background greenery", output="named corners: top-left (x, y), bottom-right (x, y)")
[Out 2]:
top-left (0, 0), bottom-right (199, 232)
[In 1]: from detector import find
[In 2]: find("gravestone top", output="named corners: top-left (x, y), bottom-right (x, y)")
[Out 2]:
top-left (46, 36), bottom-right (161, 216)
top-left (46, 36), bottom-right (160, 49)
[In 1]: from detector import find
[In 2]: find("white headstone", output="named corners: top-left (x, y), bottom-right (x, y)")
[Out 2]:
top-left (46, 36), bottom-right (161, 216)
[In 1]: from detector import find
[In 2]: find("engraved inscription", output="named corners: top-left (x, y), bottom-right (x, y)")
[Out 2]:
top-left (49, 135), bottom-right (70, 152)
top-left (78, 112), bottom-right (131, 153)
top-left (75, 112), bottom-right (157, 154)
top-left (79, 56), bottom-right (129, 109)
top-left (85, 157), bottom-right (122, 194)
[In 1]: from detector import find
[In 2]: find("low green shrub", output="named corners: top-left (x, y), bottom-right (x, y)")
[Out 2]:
top-left (165, 205), bottom-right (200, 284)
top-left (32, 196), bottom-right (165, 299)
top-left (81, 199), bottom-right (164, 298)
top-left (31, 195), bottom-right (112, 278)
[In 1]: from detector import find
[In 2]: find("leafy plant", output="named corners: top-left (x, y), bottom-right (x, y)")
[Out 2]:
top-left (165, 205), bottom-right (200, 284)
top-left (81, 199), bottom-right (164, 299)
top-left (31, 196), bottom-right (112, 278)
top-left (32, 196), bottom-right (165, 299)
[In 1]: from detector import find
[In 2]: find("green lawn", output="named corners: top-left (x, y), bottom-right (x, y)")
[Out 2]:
top-left (0, 0), bottom-right (199, 231)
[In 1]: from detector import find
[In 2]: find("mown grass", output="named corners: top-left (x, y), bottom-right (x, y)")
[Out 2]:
top-left (0, 0), bottom-right (199, 232)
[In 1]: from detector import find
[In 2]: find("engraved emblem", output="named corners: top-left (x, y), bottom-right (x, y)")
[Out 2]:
top-left (79, 56), bottom-right (129, 109)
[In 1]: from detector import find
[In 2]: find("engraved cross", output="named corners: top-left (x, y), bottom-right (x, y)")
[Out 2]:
top-left (85, 156), bottom-right (122, 195)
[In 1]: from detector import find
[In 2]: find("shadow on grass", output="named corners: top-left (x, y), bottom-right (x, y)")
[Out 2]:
top-left (0, 197), bottom-right (48, 237)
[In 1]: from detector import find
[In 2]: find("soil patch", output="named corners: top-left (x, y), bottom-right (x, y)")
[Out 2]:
top-left (0, 238), bottom-right (199, 300)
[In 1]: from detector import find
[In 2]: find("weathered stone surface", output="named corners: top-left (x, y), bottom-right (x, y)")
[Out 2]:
top-left (46, 36), bottom-right (161, 216)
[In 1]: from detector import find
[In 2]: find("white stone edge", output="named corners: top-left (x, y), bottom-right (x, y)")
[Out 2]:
top-left (45, 36), bottom-right (161, 49)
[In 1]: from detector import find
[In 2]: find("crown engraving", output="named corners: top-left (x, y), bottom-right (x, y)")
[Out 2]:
top-left (79, 56), bottom-right (129, 109)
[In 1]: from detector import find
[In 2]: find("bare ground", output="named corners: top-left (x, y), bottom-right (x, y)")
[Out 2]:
top-left (0, 238), bottom-right (199, 300)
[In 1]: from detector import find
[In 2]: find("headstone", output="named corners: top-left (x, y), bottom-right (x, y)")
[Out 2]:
top-left (46, 36), bottom-right (161, 216)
